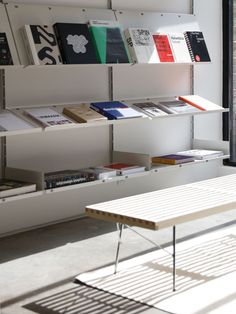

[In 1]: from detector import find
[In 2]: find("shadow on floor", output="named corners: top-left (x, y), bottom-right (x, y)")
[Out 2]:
top-left (24, 283), bottom-right (151, 314)
top-left (0, 218), bottom-right (116, 263)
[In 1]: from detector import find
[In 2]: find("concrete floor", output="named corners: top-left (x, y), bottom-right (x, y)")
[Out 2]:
top-left (1, 210), bottom-right (236, 314)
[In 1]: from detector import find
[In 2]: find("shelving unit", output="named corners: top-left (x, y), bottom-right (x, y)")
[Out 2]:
top-left (0, 1), bottom-right (228, 236)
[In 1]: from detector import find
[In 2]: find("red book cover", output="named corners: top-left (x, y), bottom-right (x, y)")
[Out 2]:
top-left (104, 163), bottom-right (136, 170)
top-left (153, 34), bottom-right (174, 62)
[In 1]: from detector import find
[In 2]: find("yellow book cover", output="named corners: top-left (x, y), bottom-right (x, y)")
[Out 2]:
top-left (63, 104), bottom-right (107, 123)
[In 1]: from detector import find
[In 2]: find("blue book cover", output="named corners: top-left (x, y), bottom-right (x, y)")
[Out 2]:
top-left (90, 101), bottom-right (142, 120)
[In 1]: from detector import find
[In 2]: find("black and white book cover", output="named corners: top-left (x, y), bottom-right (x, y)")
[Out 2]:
top-left (0, 33), bottom-right (13, 65)
top-left (53, 23), bottom-right (98, 64)
top-left (22, 25), bottom-right (62, 65)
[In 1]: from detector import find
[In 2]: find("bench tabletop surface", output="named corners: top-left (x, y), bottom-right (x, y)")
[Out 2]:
top-left (86, 174), bottom-right (236, 230)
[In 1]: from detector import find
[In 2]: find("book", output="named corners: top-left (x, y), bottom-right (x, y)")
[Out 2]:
top-left (176, 149), bottom-right (224, 160)
top-left (104, 163), bottom-right (146, 175)
top-left (89, 20), bottom-right (130, 64)
top-left (24, 108), bottom-right (74, 127)
top-left (178, 95), bottom-right (221, 111)
top-left (153, 34), bottom-right (174, 62)
top-left (53, 23), bottom-right (98, 64)
top-left (63, 104), bottom-right (107, 123)
top-left (90, 101), bottom-right (142, 120)
top-left (168, 33), bottom-right (192, 63)
top-left (0, 179), bottom-right (36, 198)
top-left (184, 31), bottom-right (211, 62)
top-left (0, 110), bottom-right (35, 131)
top-left (21, 25), bottom-right (62, 65)
top-left (124, 28), bottom-right (159, 63)
top-left (44, 169), bottom-right (94, 189)
top-left (152, 154), bottom-right (195, 165)
top-left (132, 102), bottom-right (168, 117)
top-left (0, 33), bottom-right (13, 65)
top-left (79, 167), bottom-right (117, 180)
top-left (157, 100), bottom-right (200, 114)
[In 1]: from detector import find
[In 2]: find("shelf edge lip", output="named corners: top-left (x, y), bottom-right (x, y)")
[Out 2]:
top-left (0, 191), bottom-right (43, 204)
top-left (0, 61), bottom-right (211, 70)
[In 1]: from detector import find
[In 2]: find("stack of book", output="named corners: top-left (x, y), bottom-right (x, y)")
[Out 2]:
top-left (104, 163), bottom-right (146, 175)
top-left (0, 179), bottom-right (36, 198)
top-left (176, 149), bottom-right (224, 160)
top-left (152, 154), bottom-right (195, 165)
top-left (78, 167), bottom-right (117, 180)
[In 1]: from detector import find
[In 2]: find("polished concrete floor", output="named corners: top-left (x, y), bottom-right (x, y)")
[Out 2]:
top-left (1, 209), bottom-right (236, 314)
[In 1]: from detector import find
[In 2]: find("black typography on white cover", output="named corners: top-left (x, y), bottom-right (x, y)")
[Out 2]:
top-left (23, 25), bottom-right (62, 65)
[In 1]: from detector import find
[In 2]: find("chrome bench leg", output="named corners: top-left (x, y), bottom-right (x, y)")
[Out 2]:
top-left (114, 223), bottom-right (124, 274)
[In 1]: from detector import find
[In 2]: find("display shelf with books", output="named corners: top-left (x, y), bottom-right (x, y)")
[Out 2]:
top-left (0, 1), bottom-right (226, 237)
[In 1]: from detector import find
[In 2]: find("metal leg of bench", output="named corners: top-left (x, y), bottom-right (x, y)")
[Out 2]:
top-left (114, 223), bottom-right (124, 274)
top-left (173, 225), bottom-right (176, 292)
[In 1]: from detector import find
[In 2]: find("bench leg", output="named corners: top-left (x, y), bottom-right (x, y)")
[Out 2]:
top-left (173, 225), bottom-right (176, 292)
top-left (114, 223), bottom-right (124, 274)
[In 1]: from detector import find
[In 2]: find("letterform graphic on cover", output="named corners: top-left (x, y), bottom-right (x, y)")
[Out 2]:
top-left (66, 35), bottom-right (88, 54)
top-left (22, 25), bottom-right (62, 65)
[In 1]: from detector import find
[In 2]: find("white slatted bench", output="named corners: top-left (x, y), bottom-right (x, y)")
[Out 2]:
top-left (85, 174), bottom-right (236, 291)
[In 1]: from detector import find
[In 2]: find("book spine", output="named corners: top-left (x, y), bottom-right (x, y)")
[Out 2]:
top-left (183, 32), bottom-right (195, 62)
top-left (152, 157), bottom-right (176, 165)
top-left (22, 26), bottom-right (40, 65)
top-left (178, 96), bottom-right (206, 111)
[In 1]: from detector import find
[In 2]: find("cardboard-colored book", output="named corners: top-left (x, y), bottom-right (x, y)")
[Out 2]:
top-left (63, 104), bottom-right (107, 123)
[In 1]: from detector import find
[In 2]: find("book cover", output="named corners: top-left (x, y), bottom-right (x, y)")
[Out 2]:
top-left (152, 154), bottom-right (194, 165)
top-left (0, 33), bottom-right (13, 65)
top-left (132, 102), bottom-right (168, 117)
top-left (79, 167), bottom-right (117, 180)
top-left (53, 23), bottom-right (98, 64)
top-left (153, 34), bottom-right (174, 62)
top-left (24, 108), bottom-right (74, 127)
top-left (0, 110), bottom-right (35, 131)
top-left (124, 28), bottom-right (159, 63)
top-left (176, 149), bottom-right (224, 160)
top-left (63, 104), bottom-right (107, 123)
top-left (178, 95), bottom-right (221, 111)
top-left (157, 100), bottom-right (200, 114)
top-left (168, 33), bottom-right (192, 63)
top-left (90, 101), bottom-right (142, 120)
top-left (44, 169), bottom-right (93, 189)
top-left (89, 20), bottom-right (130, 64)
top-left (0, 179), bottom-right (36, 198)
top-left (22, 25), bottom-right (62, 65)
top-left (184, 31), bottom-right (211, 62)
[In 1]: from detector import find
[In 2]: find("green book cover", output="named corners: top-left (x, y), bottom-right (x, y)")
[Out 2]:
top-left (89, 20), bottom-right (130, 64)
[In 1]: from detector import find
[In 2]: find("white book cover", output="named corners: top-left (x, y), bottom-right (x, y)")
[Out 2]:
top-left (168, 33), bottom-right (192, 63)
top-left (24, 108), bottom-right (74, 127)
top-left (176, 149), bottom-right (224, 160)
top-left (22, 25), bottom-right (62, 65)
top-left (124, 28), bottom-right (159, 63)
top-left (178, 95), bottom-right (222, 111)
top-left (0, 110), bottom-right (35, 132)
